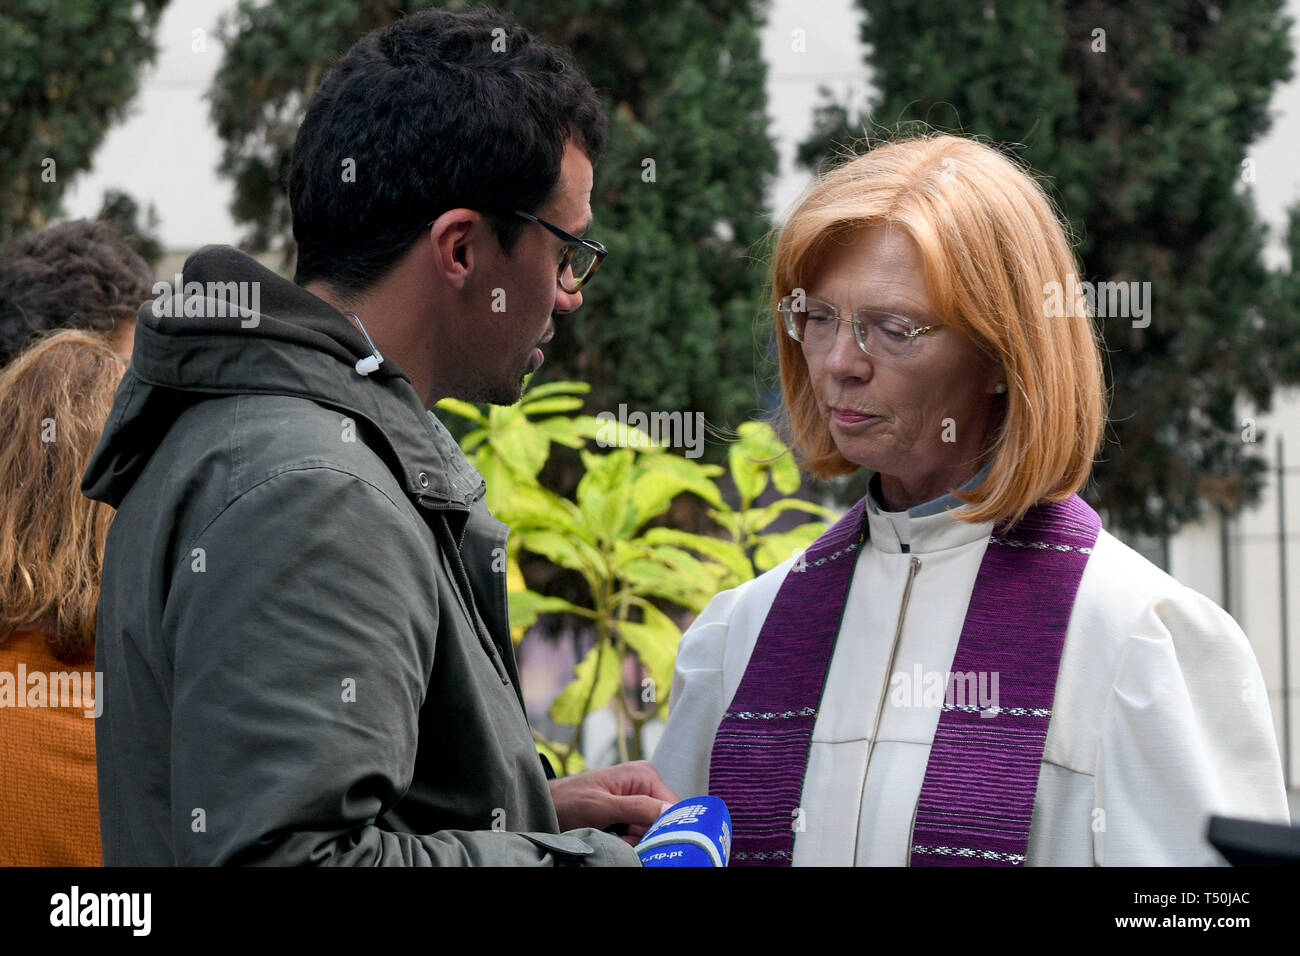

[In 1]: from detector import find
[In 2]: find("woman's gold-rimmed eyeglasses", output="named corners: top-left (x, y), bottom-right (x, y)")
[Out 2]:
top-left (779, 294), bottom-right (942, 360)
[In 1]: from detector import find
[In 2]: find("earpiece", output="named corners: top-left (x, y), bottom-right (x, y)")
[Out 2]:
top-left (343, 311), bottom-right (384, 376)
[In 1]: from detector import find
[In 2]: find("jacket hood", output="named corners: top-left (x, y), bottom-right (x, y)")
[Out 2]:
top-left (82, 245), bottom-right (483, 510)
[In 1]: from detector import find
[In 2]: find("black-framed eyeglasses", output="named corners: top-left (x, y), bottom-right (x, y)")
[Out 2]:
top-left (512, 210), bottom-right (607, 293)
top-left (422, 209), bottom-right (607, 293)
top-left (778, 294), bottom-right (943, 360)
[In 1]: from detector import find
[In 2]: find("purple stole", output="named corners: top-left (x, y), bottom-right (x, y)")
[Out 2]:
top-left (707, 494), bottom-right (1100, 866)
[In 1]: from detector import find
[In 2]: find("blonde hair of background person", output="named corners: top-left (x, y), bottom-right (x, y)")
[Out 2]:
top-left (772, 131), bottom-right (1107, 527)
top-left (0, 329), bottom-right (126, 865)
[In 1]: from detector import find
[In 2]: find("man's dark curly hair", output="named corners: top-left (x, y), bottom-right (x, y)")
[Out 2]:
top-left (0, 220), bottom-right (154, 365)
top-left (289, 6), bottom-right (607, 295)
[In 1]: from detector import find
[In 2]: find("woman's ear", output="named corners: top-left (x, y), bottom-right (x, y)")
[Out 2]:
top-left (980, 350), bottom-right (1007, 396)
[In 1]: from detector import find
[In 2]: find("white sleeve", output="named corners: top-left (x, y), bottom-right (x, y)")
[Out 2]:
top-left (650, 588), bottom-right (740, 799)
top-left (1095, 586), bottom-right (1290, 866)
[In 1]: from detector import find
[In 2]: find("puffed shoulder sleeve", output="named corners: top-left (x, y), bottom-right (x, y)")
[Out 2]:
top-left (1095, 585), bottom-right (1290, 866)
top-left (651, 586), bottom-right (746, 799)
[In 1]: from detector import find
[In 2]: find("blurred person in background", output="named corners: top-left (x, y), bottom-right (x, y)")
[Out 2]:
top-left (0, 219), bottom-right (152, 366)
top-left (0, 329), bottom-right (126, 865)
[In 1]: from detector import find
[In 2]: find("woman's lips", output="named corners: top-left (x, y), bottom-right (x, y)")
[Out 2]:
top-left (831, 407), bottom-right (878, 426)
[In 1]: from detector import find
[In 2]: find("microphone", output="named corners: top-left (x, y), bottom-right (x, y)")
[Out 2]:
top-left (635, 796), bottom-right (731, 867)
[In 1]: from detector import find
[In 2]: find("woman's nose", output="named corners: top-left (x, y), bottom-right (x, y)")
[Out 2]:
top-left (823, 319), bottom-right (871, 379)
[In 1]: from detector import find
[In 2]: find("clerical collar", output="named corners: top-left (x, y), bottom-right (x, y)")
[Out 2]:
top-left (866, 459), bottom-right (994, 518)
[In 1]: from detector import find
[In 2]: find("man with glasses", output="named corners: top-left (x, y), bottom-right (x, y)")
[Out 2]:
top-left (83, 7), bottom-right (673, 866)
top-left (413, 206), bottom-right (608, 404)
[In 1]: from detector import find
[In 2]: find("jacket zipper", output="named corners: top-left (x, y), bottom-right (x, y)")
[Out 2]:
top-left (852, 554), bottom-right (922, 863)
top-left (431, 510), bottom-right (512, 685)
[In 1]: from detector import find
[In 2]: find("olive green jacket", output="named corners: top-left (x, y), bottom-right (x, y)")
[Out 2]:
top-left (83, 246), bottom-right (638, 866)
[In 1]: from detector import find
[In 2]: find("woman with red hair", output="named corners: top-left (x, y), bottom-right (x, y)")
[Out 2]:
top-left (653, 133), bottom-right (1288, 866)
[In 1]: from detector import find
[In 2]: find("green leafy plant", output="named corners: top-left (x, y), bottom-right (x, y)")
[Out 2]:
top-left (437, 381), bottom-right (837, 774)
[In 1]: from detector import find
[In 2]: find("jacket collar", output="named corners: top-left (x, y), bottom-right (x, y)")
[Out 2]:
top-left (83, 245), bottom-right (483, 511)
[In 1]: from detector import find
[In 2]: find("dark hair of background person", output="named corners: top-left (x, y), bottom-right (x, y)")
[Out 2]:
top-left (0, 329), bottom-right (127, 662)
top-left (0, 220), bottom-right (153, 366)
top-left (289, 5), bottom-right (608, 298)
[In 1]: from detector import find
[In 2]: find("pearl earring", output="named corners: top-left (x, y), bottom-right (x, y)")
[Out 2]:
top-left (994, 382), bottom-right (1006, 394)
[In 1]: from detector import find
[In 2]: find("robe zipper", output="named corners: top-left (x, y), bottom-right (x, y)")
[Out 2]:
top-left (852, 554), bottom-right (922, 864)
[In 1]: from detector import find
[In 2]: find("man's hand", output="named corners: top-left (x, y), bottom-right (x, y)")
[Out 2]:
top-left (549, 760), bottom-right (678, 846)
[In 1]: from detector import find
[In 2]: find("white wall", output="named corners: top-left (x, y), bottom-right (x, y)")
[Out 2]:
top-left (64, 0), bottom-right (242, 248)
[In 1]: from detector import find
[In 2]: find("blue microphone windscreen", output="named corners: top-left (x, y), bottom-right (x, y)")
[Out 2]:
top-left (638, 842), bottom-right (717, 868)
top-left (636, 795), bottom-right (732, 867)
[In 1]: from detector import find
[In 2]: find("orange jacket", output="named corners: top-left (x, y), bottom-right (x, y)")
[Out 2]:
top-left (0, 628), bottom-right (101, 865)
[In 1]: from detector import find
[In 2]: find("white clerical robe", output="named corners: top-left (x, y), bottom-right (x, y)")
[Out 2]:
top-left (652, 482), bottom-right (1291, 865)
